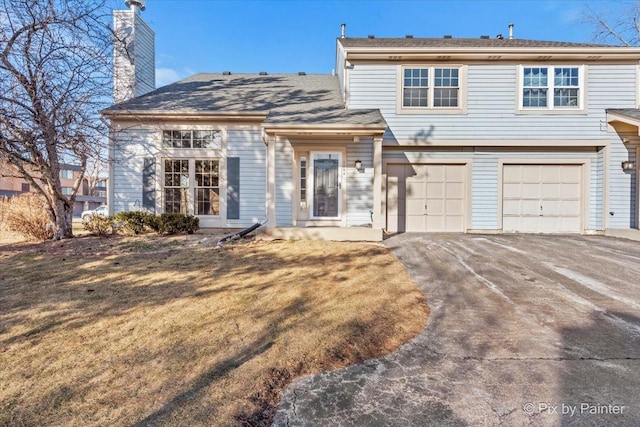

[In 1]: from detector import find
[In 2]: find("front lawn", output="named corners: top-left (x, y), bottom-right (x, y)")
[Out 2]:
top-left (0, 234), bottom-right (428, 426)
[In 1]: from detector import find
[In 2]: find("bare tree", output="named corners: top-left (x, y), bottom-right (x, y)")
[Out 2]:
top-left (584, 0), bottom-right (640, 46)
top-left (0, 0), bottom-right (115, 239)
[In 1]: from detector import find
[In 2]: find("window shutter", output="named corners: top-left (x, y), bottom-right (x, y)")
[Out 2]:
top-left (227, 157), bottom-right (240, 219)
top-left (142, 157), bottom-right (156, 213)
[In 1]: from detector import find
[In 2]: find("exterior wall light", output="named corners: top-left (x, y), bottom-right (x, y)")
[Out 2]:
top-left (621, 160), bottom-right (636, 171)
top-left (354, 160), bottom-right (362, 170)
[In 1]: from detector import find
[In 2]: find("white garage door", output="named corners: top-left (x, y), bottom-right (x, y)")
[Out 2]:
top-left (502, 164), bottom-right (582, 233)
top-left (387, 164), bottom-right (465, 232)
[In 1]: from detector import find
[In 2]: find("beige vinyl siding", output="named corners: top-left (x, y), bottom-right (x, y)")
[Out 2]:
top-left (226, 130), bottom-right (267, 227)
top-left (346, 140), bottom-right (374, 226)
top-left (349, 63), bottom-right (637, 141)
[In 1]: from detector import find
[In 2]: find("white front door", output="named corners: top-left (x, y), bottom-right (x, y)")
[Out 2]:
top-left (310, 152), bottom-right (342, 219)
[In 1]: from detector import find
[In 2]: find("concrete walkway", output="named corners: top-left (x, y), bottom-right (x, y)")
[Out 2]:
top-left (273, 234), bottom-right (640, 426)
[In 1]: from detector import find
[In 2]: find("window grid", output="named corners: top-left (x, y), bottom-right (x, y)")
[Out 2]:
top-left (522, 66), bottom-right (581, 109)
top-left (402, 67), bottom-right (461, 109)
top-left (164, 159), bottom-right (189, 214)
top-left (403, 68), bottom-right (428, 107)
top-left (194, 160), bottom-right (220, 215)
top-left (300, 157), bottom-right (307, 203)
top-left (61, 170), bottom-right (74, 180)
top-left (434, 68), bottom-right (459, 107)
top-left (553, 67), bottom-right (579, 107)
top-left (162, 130), bottom-right (221, 148)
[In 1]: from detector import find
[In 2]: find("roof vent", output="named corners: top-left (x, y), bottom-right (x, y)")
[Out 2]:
top-left (480, 35), bottom-right (490, 39)
top-left (496, 34), bottom-right (504, 40)
top-left (443, 35), bottom-right (452, 39)
top-left (509, 23), bottom-right (514, 39)
top-left (405, 34), bottom-right (413, 38)
top-left (259, 71), bottom-right (267, 75)
top-left (368, 35), bottom-right (375, 39)
top-left (222, 71), bottom-right (231, 75)
top-left (298, 71), bottom-right (306, 76)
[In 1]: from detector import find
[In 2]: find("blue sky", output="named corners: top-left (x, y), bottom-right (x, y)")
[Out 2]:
top-left (121, 0), bottom-right (628, 87)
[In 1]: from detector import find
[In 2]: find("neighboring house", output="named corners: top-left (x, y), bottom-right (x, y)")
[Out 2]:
top-left (103, 1), bottom-right (640, 240)
top-left (0, 161), bottom-right (107, 217)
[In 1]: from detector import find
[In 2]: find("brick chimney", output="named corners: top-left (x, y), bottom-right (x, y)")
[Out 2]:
top-left (113, 0), bottom-right (155, 103)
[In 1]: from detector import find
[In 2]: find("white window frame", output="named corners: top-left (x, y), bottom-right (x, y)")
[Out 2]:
top-left (397, 65), bottom-right (467, 114)
top-left (161, 158), bottom-right (221, 217)
top-left (517, 65), bottom-right (587, 114)
top-left (161, 130), bottom-right (222, 149)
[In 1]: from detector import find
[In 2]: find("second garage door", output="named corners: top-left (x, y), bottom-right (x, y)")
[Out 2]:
top-left (502, 164), bottom-right (582, 233)
top-left (387, 164), bottom-right (465, 232)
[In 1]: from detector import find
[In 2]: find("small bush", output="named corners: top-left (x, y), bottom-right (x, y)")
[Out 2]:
top-left (113, 211), bottom-right (158, 235)
top-left (83, 215), bottom-right (113, 236)
top-left (157, 213), bottom-right (199, 235)
top-left (4, 193), bottom-right (54, 241)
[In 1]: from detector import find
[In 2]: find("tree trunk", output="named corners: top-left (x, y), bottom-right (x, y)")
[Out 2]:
top-left (53, 197), bottom-right (74, 240)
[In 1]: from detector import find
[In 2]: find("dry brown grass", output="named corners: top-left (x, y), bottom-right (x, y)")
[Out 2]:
top-left (0, 234), bottom-right (429, 426)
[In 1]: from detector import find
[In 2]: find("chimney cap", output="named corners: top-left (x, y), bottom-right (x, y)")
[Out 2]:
top-left (298, 71), bottom-right (306, 76)
top-left (259, 71), bottom-right (268, 75)
top-left (125, 0), bottom-right (145, 11)
top-left (367, 34), bottom-right (375, 39)
top-left (405, 34), bottom-right (413, 38)
top-left (443, 35), bottom-right (452, 39)
top-left (222, 71), bottom-right (231, 75)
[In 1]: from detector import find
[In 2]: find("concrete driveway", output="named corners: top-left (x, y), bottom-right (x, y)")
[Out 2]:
top-left (274, 234), bottom-right (640, 426)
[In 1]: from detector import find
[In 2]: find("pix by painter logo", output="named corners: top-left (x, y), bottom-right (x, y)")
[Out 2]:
top-left (523, 402), bottom-right (626, 417)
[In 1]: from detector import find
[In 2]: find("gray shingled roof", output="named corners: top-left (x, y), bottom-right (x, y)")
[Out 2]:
top-left (102, 73), bottom-right (386, 128)
top-left (338, 37), bottom-right (610, 49)
top-left (607, 108), bottom-right (640, 121)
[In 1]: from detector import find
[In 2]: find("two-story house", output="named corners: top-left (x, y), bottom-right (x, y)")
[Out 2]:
top-left (103, 1), bottom-right (640, 240)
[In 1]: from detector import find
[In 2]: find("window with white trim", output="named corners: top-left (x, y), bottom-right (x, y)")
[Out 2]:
top-left (521, 66), bottom-right (583, 110)
top-left (163, 158), bottom-right (220, 215)
top-left (61, 169), bottom-right (74, 179)
top-left (162, 130), bottom-right (221, 148)
top-left (194, 160), bottom-right (220, 215)
top-left (401, 66), bottom-right (461, 109)
top-left (164, 159), bottom-right (189, 214)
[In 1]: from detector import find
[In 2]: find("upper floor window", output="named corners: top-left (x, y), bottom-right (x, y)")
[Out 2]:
top-left (399, 66), bottom-right (465, 113)
top-left (61, 186), bottom-right (73, 195)
top-left (521, 66), bottom-right (584, 111)
top-left (162, 130), bottom-right (221, 149)
top-left (61, 169), bottom-right (73, 179)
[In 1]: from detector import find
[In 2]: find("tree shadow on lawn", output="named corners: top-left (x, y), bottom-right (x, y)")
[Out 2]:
top-left (0, 238), bottom-right (395, 346)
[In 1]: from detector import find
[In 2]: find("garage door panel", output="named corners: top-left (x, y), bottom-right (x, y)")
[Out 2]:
top-left (502, 164), bottom-right (582, 234)
top-left (426, 182), bottom-right (444, 198)
top-left (522, 183), bottom-right (540, 198)
top-left (446, 182), bottom-right (465, 198)
top-left (427, 199), bottom-right (444, 216)
top-left (387, 164), bottom-right (465, 232)
top-left (560, 200), bottom-right (581, 215)
top-left (560, 166), bottom-right (581, 182)
top-left (560, 183), bottom-right (581, 198)
top-left (426, 166), bottom-right (445, 181)
top-left (445, 166), bottom-right (464, 181)
top-left (522, 166), bottom-right (541, 183)
top-left (503, 183), bottom-right (521, 198)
